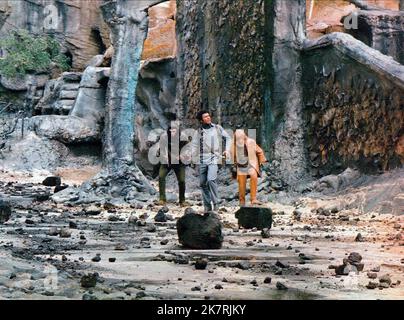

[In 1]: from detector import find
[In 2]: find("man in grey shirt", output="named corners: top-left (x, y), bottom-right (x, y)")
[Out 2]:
top-left (191, 110), bottom-right (231, 212)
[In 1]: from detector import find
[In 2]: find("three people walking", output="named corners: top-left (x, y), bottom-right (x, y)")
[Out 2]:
top-left (155, 110), bottom-right (267, 210)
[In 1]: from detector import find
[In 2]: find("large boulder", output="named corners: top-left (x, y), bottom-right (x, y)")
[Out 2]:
top-left (235, 207), bottom-right (273, 230)
top-left (176, 211), bottom-right (223, 249)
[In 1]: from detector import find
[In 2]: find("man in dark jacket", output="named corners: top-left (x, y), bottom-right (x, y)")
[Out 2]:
top-left (158, 120), bottom-right (189, 206)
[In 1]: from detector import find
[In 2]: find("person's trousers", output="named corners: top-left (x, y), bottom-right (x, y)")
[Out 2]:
top-left (237, 167), bottom-right (258, 204)
top-left (159, 165), bottom-right (186, 202)
top-left (199, 163), bottom-right (219, 210)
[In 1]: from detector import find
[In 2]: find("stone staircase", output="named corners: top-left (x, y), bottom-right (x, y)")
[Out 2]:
top-left (35, 72), bottom-right (82, 116)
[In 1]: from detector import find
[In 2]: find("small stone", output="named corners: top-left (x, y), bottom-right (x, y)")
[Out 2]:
top-left (191, 286), bottom-right (201, 291)
top-left (154, 210), bottom-right (167, 222)
top-left (276, 282), bottom-right (288, 290)
top-left (80, 273), bottom-right (98, 288)
top-left (347, 252), bottom-right (362, 264)
top-left (174, 255), bottom-right (189, 265)
top-left (250, 279), bottom-right (258, 286)
top-left (128, 215), bottom-right (138, 224)
top-left (85, 206), bottom-right (102, 216)
top-left (236, 261), bottom-right (250, 270)
top-left (69, 221), bottom-right (78, 229)
top-left (366, 282), bottom-right (378, 289)
top-left (136, 291), bottom-right (146, 299)
top-left (115, 243), bottom-right (128, 251)
top-left (59, 228), bottom-right (72, 238)
top-left (264, 277), bottom-right (272, 284)
top-left (82, 293), bottom-right (98, 300)
top-left (261, 228), bottom-right (270, 238)
top-left (195, 258), bottom-right (208, 270)
top-left (379, 275), bottom-right (392, 286)
top-left (214, 284), bottom-right (223, 290)
top-left (91, 254), bottom-right (101, 262)
top-left (109, 258), bottom-right (116, 263)
top-left (146, 224), bottom-right (157, 232)
top-left (108, 215), bottom-right (119, 222)
top-left (42, 176), bottom-right (61, 187)
top-left (355, 233), bottom-right (365, 242)
top-left (160, 239), bottom-right (169, 245)
top-left (25, 219), bottom-right (35, 225)
top-left (367, 272), bottom-right (378, 279)
top-left (48, 227), bottom-right (59, 236)
top-left (275, 260), bottom-right (289, 269)
top-left (371, 266), bottom-right (380, 272)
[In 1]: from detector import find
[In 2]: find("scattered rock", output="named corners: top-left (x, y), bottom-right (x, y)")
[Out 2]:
top-left (173, 254), bottom-right (189, 265)
top-left (109, 258), bottom-right (116, 263)
top-left (264, 277), bottom-right (272, 284)
top-left (115, 243), bottom-right (128, 251)
top-left (42, 176), bottom-right (61, 187)
top-left (191, 286), bottom-right (201, 291)
top-left (366, 282), bottom-right (378, 289)
top-left (82, 293), bottom-right (98, 300)
top-left (195, 258), bottom-right (208, 270)
top-left (261, 228), bottom-right (271, 238)
top-left (91, 254), bottom-right (101, 262)
top-left (69, 221), bottom-right (78, 229)
top-left (276, 282), bottom-right (288, 290)
top-left (146, 224), bottom-right (157, 232)
top-left (236, 261), bottom-right (250, 270)
top-left (136, 291), bottom-right (147, 299)
top-left (85, 206), bottom-right (102, 216)
top-left (355, 233), bottom-right (365, 242)
top-left (47, 227), bottom-right (59, 236)
top-left (379, 275), bottom-right (392, 286)
top-left (160, 239), bottom-right (169, 245)
top-left (128, 215), bottom-right (138, 224)
top-left (214, 284), bottom-right (223, 290)
top-left (59, 228), bottom-right (72, 238)
top-left (367, 272), bottom-right (378, 279)
top-left (154, 209), bottom-right (168, 222)
top-left (80, 273), bottom-right (98, 288)
top-left (371, 266), bottom-right (380, 272)
top-left (108, 215), bottom-right (119, 222)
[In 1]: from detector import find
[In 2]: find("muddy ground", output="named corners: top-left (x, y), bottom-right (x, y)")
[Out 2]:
top-left (0, 167), bottom-right (403, 300)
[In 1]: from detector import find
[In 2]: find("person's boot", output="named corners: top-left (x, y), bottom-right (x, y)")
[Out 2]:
top-left (157, 199), bottom-right (167, 205)
top-left (179, 200), bottom-right (191, 207)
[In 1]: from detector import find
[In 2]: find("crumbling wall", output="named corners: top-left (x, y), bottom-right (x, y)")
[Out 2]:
top-left (302, 33), bottom-right (404, 176)
top-left (176, 0), bottom-right (266, 131)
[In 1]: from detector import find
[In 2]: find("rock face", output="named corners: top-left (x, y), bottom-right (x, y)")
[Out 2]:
top-left (0, 0), bottom-right (110, 70)
top-left (142, 0), bottom-right (176, 60)
top-left (235, 207), bottom-right (272, 230)
top-left (302, 33), bottom-right (404, 175)
top-left (264, 0), bottom-right (309, 187)
top-left (346, 9), bottom-right (404, 65)
top-left (135, 57), bottom-right (177, 174)
top-left (176, 211), bottom-right (223, 249)
top-left (176, 0), bottom-right (266, 131)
